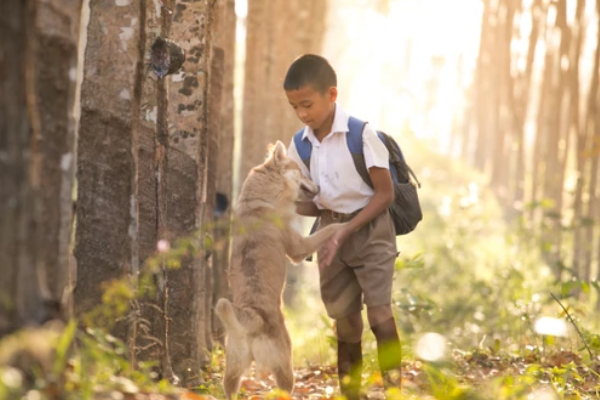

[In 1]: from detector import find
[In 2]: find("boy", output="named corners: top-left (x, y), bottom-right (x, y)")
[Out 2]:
top-left (284, 54), bottom-right (402, 399)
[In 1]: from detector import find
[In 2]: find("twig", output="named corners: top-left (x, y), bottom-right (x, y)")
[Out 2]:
top-left (550, 292), bottom-right (594, 359)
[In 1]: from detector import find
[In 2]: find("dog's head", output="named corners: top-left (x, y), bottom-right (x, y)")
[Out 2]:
top-left (264, 141), bottom-right (320, 202)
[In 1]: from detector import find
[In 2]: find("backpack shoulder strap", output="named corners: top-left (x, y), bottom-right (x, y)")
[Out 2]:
top-left (293, 127), bottom-right (311, 170)
top-left (346, 116), bottom-right (367, 154)
top-left (346, 116), bottom-right (374, 188)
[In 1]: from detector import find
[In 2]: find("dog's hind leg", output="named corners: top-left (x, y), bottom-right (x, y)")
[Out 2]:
top-left (273, 363), bottom-right (294, 394)
top-left (223, 337), bottom-right (252, 400)
top-left (271, 330), bottom-right (295, 394)
top-left (250, 332), bottom-right (294, 393)
top-left (223, 366), bottom-right (243, 400)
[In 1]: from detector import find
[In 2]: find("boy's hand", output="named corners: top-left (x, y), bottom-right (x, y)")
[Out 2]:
top-left (318, 227), bottom-right (350, 270)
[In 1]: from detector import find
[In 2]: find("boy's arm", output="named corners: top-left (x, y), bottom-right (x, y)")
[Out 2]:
top-left (318, 167), bottom-right (393, 269)
top-left (346, 122), bottom-right (393, 231)
top-left (343, 167), bottom-right (394, 233)
top-left (318, 123), bottom-right (393, 269)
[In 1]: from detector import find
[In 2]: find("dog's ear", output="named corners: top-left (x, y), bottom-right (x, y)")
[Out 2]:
top-left (271, 141), bottom-right (287, 165)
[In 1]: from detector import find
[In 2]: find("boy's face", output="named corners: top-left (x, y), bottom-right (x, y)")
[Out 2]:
top-left (286, 84), bottom-right (337, 133)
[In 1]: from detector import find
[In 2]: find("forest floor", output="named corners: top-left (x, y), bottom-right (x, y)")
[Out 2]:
top-left (190, 348), bottom-right (600, 400)
top-left (3, 321), bottom-right (600, 400)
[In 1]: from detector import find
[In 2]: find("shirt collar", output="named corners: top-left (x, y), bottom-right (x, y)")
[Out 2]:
top-left (302, 102), bottom-right (349, 143)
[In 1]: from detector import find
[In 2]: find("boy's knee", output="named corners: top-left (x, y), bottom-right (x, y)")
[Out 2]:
top-left (367, 304), bottom-right (393, 328)
top-left (335, 312), bottom-right (363, 343)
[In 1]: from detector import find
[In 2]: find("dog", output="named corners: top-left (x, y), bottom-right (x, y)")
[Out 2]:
top-left (215, 141), bottom-right (346, 400)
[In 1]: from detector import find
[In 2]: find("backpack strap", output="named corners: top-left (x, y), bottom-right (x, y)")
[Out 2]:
top-left (293, 127), bottom-right (311, 170)
top-left (346, 117), bottom-right (367, 153)
top-left (346, 116), bottom-right (374, 188)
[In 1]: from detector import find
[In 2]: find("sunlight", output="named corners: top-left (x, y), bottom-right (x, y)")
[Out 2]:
top-left (415, 332), bottom-right (447, 362)
top-left (439, 195), bottom-right (452, 217)
top-left (534, 317), bottom-right (569, 337)
top-left (324, 0), bottom-right (482, 148)
top-left (156, 239), bottom-right (170, 253)
top-left (325, 386), bottom-right (334, 396)
top-left (1, 368), bottom-right (23, 389)
top-left (234, 0), bottom-right (247, 18)
top-left (528, 385), bottom-right (559, 400)
top-left (460, 182), bottom-right (481, 207)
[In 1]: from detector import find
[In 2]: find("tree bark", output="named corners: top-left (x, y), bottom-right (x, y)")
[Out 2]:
top-left (569, 0), bottom-right (587, 282)
top-left (34, 0), bottom-right (83, 311)
top-left (512, 0), bottom-right (544, 213)
top-left (134, 0), bottom-right (162, 373)
top-left (490, 0), bottom-right (517, 205)
top-left (205, 45), bottom-right (225, 350)
top-left (529, 49), bottom-right (554, 229)
top-left (585, 2), bottom-right (600, 292)
top-left (0, 0), bottom-right (82, 337)
top-left (211, 0), bottom-right (236, 345)
top-left (473, 0), bottom-right (494, 172)
top-left (164, 0), bottom-right (217, 382)
top-left (74, 0), bottom-right (143, 342)
top-left (240, 0), bottom-right (327, 182)
top-left (540, 0), bottom-right (571, 278)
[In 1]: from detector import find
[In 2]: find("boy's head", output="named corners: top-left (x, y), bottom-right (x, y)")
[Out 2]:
top-left (283, 54), bottom-right (337, 93)
top-left (284, 54), bottom-right (338, 134)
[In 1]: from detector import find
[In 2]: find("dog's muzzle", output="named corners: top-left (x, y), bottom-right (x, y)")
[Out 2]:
top-left (300, 182), bottom-right (320, 197)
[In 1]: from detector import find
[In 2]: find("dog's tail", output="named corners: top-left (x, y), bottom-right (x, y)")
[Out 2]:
top-left (215, 298), bottom-right (264, 336)
top-left (215, 299), bottom-right (245, 336)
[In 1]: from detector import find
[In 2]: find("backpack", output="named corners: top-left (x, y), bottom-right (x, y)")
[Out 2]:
top-left (293, 116), bottom-right (422, 236)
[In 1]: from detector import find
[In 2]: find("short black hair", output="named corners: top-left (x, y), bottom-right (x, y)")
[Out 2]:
top-left (283, 54), bottom-right (337, 93)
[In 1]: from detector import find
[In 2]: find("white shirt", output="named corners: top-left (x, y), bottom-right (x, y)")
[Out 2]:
top-left (287, 104), bottom-right (389, 213)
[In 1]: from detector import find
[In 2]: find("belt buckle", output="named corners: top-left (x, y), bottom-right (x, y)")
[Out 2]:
top-left (331, 211), bottom-right (342, 220)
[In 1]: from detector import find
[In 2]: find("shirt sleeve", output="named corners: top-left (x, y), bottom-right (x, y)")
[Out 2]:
top-left (362, 123), bottom-right (389, 170)
top-left (287, 139), bottom-right (312, 179)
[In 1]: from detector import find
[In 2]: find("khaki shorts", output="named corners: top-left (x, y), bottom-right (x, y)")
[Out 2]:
top-left (317, 209), bottom-right (398, 319)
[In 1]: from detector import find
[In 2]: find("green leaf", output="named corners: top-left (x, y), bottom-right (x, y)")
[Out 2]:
top-left (581, 281), bottom-right (590, 294)
top-left (53, 319), bottom-right (77, 377)
top-left (492, 338), bottom-right (501, 355)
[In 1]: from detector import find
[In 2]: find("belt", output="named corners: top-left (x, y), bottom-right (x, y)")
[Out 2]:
top-left (320, 209), bottom-right (362, 221)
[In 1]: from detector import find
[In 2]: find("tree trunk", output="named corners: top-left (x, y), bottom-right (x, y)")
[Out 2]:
top-left (74, 0), bottom-right (142, 341)
top-left (512, 0), bottom-right (544, 213)
top-left (490, 0), bottom-right (517, 205)
top-left (240, 0), bottom-right (269, 182)
top-left (240, 0), bottom-right (327, 182)
top-left (473, 0), bottom-right (494, 172)
top-left (164, 0), bottom-right (217, 382)
top-left (0, 0), bottom-right (80, 336)
top-left (584, 2), bottom-right (600, 292)
top-left (569, 0), bottom-right (587, 283)
top-left (34, 0), bottom-right (83, 311)
top-left (206, 45), bottom-right (225, 349)
top-left (134, 0), bottom-right (163, 372)
top-left (211, 0), bottom-right (236, 345)
top-left (529, 49), bottom-right (554, 229)
top-left (541, 0), bottom-right (571, 279)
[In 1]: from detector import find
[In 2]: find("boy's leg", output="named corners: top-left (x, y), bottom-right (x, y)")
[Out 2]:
top-left (367, 304), bottom-right (402, 388)
top-left (344, 210), bottom-right (400, 388)
top-left (317, 215), bottom-right (365, 399)
top-left (335, 312), bottom-right (363, 400)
